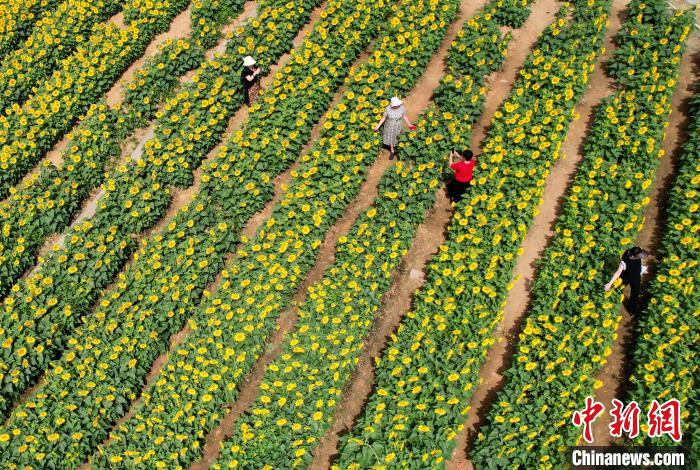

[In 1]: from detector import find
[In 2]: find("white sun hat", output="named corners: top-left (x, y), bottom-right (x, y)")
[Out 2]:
top-left (390, 96), bottom-right (403, 107)
top-left (242, 55), bottom-right (256, 67)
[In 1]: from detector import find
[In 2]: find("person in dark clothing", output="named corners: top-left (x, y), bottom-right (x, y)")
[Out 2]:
top-left (446, 149), bottom-right (476, 203)
top-left (604, 246), bottom-right (653, 314)
top-left (241, 55), bottom-right (261, 106)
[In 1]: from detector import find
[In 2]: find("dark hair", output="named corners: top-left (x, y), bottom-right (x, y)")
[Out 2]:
top-left (461, 149), bottom-right (474, 160)
top-left (623, 246), bottom-right (644, 259)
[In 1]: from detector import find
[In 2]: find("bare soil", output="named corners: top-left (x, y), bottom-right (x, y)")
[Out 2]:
top-left (206, 1), bottom-right (259, 60)
top-left (308, 0), bottom-right (567, 466)
top-left (586, 34), bottom-right (700, 447)
top-left (106, 6), bottom-right (193, 107)
top-left (444, 0), bottom-right (629, 465)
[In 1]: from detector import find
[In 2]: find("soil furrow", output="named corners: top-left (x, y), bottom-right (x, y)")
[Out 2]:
top-left (585, 36), bottom-right (700, 447)
top-left (306, 0), bottom-right (562, 467)
top-left (441, 1), bottom-right (628, 465)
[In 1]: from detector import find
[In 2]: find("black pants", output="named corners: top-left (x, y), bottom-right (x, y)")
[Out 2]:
top-left (624, 278), bottom-right (641, 314)
top-left (447, 179), bottom-right (470, 202)
top-left (243, 88), bottom-right (252, 106)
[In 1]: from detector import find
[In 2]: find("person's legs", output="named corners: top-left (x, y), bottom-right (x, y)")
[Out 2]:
top-left (627, 279), bottom-right (640, 314)
top-left (453, 180), bottom-right (469, 203)
top-left (382, 143), bottom-right (391, 159)
top-left (446, 180), bottom-right (457, 202)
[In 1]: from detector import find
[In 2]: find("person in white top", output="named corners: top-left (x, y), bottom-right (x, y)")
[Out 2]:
top-left (604, 246), bottom-right (654, 314)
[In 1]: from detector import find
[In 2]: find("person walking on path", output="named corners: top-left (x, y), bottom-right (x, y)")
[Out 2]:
top-left (373, 96), bottom-right (415, 160)
top-left (604, 246), bottom-right (654, 314)
top-left (241, 55), bottom-right (261, 106)
top-left (446, 149), bottom-right (476, 203)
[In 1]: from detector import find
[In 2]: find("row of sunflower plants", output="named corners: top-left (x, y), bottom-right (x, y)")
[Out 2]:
top-left (0, 103), bottom-right (122, 300)
top-left (213, 3), bottom-right (514, 467)
top-left (626, 85), bottom-right (699, 451)
top-left (335, 0), bottom-right (613, 467)
top-left (94, 0), bottom-right (463, 466)
top-left (471, 1), bottom-right (694, 467)
top-left (0, 9), bottom-right (239, 301)
top-left (0, 0), bottom-right (126, 112)
top-left (0, 0), bottom-right (327, 422)
top-left (190, 0), bottom-right (249, 49)
top-left (491, 0), bottom-right (532, 28)
top-left (0, 0), bottom-right (191, 199)
top-left (0, 0), bottom-right (64, 60)
top-left (0, 0), bottom-right (399, 464)
top-left (118, 37), bottom-right (208, 130)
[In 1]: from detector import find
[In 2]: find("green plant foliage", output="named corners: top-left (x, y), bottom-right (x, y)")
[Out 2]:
top-left (337, 0), bottom-right (612, 467)
top-left (472, 4), bottom-right (693, 467)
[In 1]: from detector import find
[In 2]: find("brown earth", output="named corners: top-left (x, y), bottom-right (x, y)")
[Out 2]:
top-left (444, 0), bottom-right (630, 465)
top-left (586, 33), bottom-right (700, 447)
top-left (308, 0), bottom-right (564, 467)
top-left (105, 6), bottom-right (193, 107)
top-left (91, 0), bottom-right (334, 460)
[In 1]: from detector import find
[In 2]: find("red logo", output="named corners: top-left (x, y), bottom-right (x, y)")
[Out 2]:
top-left (647, 399), bottom-right (682, 442)
top-left (609, 399), bottom-right (641, 439)
top-left (572, 396), bottom-right (605, 443)
top-left (572, 398), bottom-right (683, 443)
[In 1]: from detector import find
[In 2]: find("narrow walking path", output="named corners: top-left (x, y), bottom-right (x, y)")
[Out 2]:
top-left (586, 34), bottom-right (699, 447)
top-left (307, 0), bottom-right (561, 467)
top-left (445, 0), bottom-right (628, 465)
top-left (105, 5), bottom-right (194, 107)
top-left (27, 1), bottom-right (260, 270)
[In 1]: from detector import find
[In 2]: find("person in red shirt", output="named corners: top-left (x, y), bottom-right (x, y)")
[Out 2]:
top-left (446, 149), bottom-right (475, 203)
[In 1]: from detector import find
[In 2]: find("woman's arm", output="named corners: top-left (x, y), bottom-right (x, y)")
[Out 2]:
top-left (373, 115), bottom-right (386, 131)
top-left (244, 68), bottom-right (261, 82)
top-left (403, 114), bottom-right (412, 127)
top-left (604, 262), bottom-right (625, 291)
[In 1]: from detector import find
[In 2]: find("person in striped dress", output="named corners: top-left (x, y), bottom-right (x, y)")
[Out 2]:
top-left (373, 96), bottom-right (415, 160)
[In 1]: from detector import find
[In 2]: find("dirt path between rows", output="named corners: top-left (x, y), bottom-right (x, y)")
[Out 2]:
top-left (585, 34), bottom-right (699, 447)
top-left (87, 0), bottom-right (333, 461)
top-left (105, 5), bottom-right (194, 107)
top-left (30, 1), bottom-right (259, 264)
top-left (188, 0), bottom-right (520, 464)
top-left (444, 0), bottom-right (629, 466)
top-left (307, 0), bottom-right (564, 467)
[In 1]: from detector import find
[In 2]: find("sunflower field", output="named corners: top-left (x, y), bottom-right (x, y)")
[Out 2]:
top-left (0, 0), bottom-right (696, 467)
